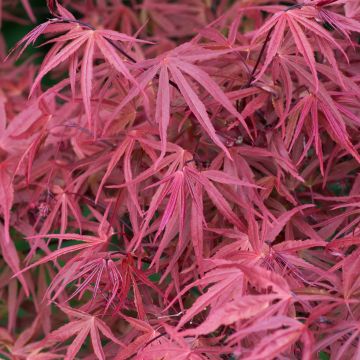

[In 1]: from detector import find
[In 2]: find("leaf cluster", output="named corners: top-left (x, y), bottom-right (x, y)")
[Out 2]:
top-left (1, 0), bottom-right (360, 359)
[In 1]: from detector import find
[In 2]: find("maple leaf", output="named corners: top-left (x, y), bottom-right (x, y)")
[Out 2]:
top-left (252, 6), bottom-right (347, 90)
top-left (12, 13), bottom-right (147, 131)
top-left (182, 295), bottom-right (273, 336)
top-left (110, 43), bottom-right (250, 157)
top-left (35, 27), bottom-right (144, 127)
top-left (0, 315), bottom-right (59, 359)
top-left (0, 163), bottom-right (29, 295)
top-left (41, 305), bottom-right (124, 360)
top-left (137, 323), bottom-right (228, 359)
top-left (315, 321), bottom-right (360, 360)
top-left (95, 126), bottom-right (161, 207)
top-left (171, 267), bottom-right (245, 330)
top-left (113, 314), bottom-right (160, 360)
top-left (0, 0), bottom-right (35, 27)
top-left (14, 205), bottom-right (113, 279)
top-left (0, 162), bottom-right (13, 245)
top-left (227, 316), bottom-right (307, 360)
top-left (279, 56), bottom-right (360, 170)
top-left (125, 163), bottom-right (257, 268)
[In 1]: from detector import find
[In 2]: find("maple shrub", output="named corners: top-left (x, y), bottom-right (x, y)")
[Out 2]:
top-left (1, 0), bottom-right (360, 358)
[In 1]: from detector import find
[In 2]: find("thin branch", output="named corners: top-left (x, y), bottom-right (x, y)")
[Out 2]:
top-left (236, 2), bottom-right (305, 113)
top-left (111, 250), bottom-right (153, 264)
top-left (246, 25), bottom-right (275, 87)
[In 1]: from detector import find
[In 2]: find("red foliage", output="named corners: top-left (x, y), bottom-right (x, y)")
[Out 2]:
top-left (1, 0), bottom-right (360, 359)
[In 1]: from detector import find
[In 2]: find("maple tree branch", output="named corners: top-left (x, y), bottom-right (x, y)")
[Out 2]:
top-left (236, 26), bottom-right (274, 113)
top-left (142, 332), bottom-right (167, 348)
top-left (236, 2), bottom-right (305, 112)
top-left (246, 25), bottom-right (275, 87)
top-left (111, 250), bottom-right (153, 264)
top-left (245, 2), bottom-right (306, 88)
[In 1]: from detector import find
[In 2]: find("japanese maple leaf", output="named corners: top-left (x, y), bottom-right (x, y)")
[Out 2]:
top-left (166, 263), bottom-right (292, 340)
top-left (0, 161), bottom-right (13, 245)
top-left (41, 305), bottom-right (124, 360)
top-left (315, 321), bottom-right (360, 360)
top-left (181, 295), bottom-right (274, 337)
top-left (15, 204), bottom-right (114, 279)
top-left (112, 254), bottom-right (164, 319)
top-left (128, 164), bottom-right (257, 263)
top-left (12, 11), bottom-right (147, 130)
top-left (210, 213), bottom-right (329, 288)
top-left (46, 252), bottom-right (117, 305)
top-left (137, 323), bottom-right (227, 360)
top-left (0, 315), bottom-right (59, 359)
top-left (227, 316), bottom-right (307, 360)
top-left (315, 4), bottom-right (360, 41)
top-left (252, 6), bottom-right (347, 90)
top-left (36, 28), bottom-right (144, 127)
top-left (0, 0), bottom-right (36, 27)
top-left (165, 267), bottom-right (245, 330)
top-left (22, 181), bottom-right (84, 263)
top-left (95, 126), bottom-right (163, 207)
top-left (241, 207), bottom-right (330, 286)
top-left (0, 163), bottom-right (29, 295)
top-left (322, 246), bottom-right (360, 316)
top-left (328, 200), bottom-right (360, 239)
top-left (109, 42), bottom-right (250, 157)
top-left (279, 57), bottom-right (360, 171)
top-left (40, 248), bottom-right (163, 318)
top-left (113, 314), bottom-right (162, 360)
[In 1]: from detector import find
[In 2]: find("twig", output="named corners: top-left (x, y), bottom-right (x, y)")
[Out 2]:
top-left (246, 25), bottom-right (275, 87)
top-left (236, 2), bottom-right (305, 112)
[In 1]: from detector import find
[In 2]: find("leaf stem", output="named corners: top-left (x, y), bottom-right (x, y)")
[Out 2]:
top-left (247, 25), bottom-right (275, 87)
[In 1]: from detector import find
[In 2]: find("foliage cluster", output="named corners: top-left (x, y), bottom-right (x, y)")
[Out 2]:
top-left (1, 0), bottom-right (360, 359)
